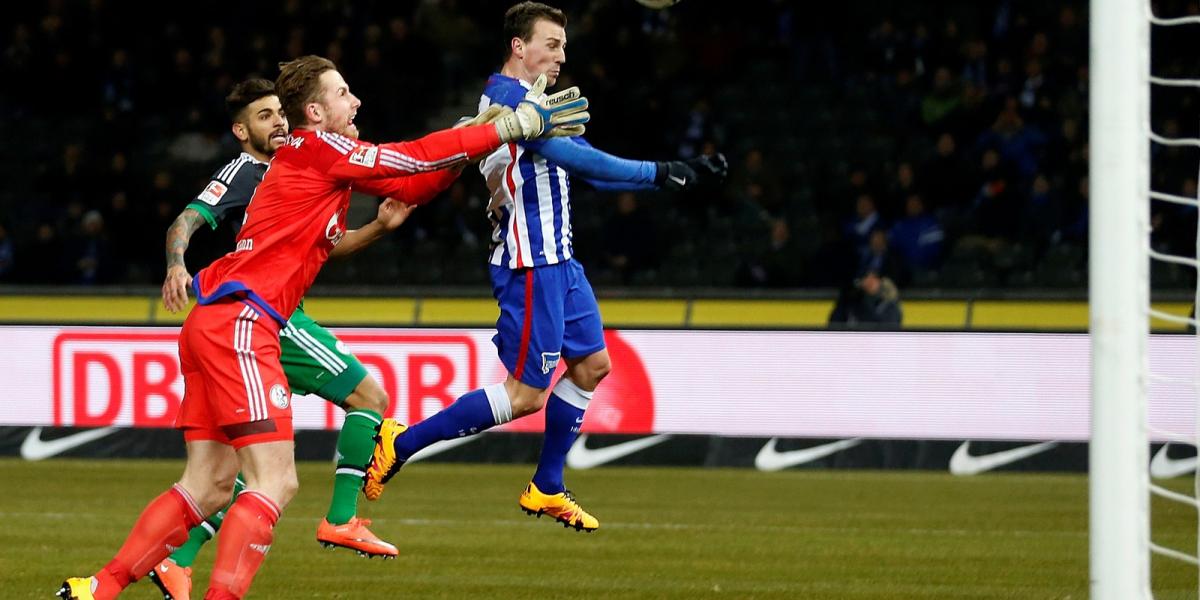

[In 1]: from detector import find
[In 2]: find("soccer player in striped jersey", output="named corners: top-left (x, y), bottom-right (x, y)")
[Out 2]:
top-left (145, 78), bottom-right (421, 599)
top-left (365, 2), bottom-right (727, 533)
top-left (58, 56), bottom-right (587, 600)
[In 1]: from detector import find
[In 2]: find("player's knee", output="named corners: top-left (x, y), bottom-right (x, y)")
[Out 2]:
top-left (354, 389), bottom-right (389, 414)
top-left (192, 482), bottom-right (234, 516)
top-left (281, 472), bottom-right (300, 505)
top-left (575, 356), bottom-right (611, 388)
top-left (268, 470), bottom-right (300, 508)
top-left (346, 378), bottom-right (390, 413)
top-left (213, 472), bottom-right (238, 499)
top-left (590, 357), bottom-right (612, 383)
top-left (508, 386), bottom-right (548, 418)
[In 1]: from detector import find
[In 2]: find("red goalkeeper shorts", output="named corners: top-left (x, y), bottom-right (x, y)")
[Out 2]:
top-left (176, 298), bottom-right (293, 449)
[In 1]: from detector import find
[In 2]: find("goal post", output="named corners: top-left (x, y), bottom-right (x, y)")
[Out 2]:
top-left (1089, 0), bottom-right (1151, 597)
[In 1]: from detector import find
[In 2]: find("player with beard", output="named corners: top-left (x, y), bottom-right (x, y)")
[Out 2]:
top-left (58, 55), bottom-right (587, 600)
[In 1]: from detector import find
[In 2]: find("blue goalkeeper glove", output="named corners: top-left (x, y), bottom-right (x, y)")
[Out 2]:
top-left (655, 153), bottom-right (729, 191)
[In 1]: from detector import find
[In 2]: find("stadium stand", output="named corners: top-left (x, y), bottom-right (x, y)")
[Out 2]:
top-left (1, 0), bottom-right (1195, 294)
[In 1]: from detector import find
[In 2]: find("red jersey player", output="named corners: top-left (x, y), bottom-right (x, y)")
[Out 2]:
top-left (58, 55), bottom-right (588, 600)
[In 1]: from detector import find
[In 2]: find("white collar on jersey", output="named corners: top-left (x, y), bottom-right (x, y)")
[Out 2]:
top-left (240, 151), bottom-right (269, 165)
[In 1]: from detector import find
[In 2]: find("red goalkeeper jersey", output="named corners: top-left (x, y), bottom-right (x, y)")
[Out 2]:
top-left (192, 125), bottom-right (501, 325)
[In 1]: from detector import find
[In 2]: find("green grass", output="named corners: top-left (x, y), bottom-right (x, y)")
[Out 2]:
top-left (0, 459), bottom-right (1195, 599)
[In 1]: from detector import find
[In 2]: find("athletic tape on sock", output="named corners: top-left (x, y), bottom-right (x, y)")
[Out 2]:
top-left (483, 383), bottom-right (514, 425)
top-left (552, 377), bottom-right (593, 410)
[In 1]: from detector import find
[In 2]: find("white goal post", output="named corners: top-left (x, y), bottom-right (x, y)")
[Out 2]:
top-left (1089, 0), bottom-right (1151, 598)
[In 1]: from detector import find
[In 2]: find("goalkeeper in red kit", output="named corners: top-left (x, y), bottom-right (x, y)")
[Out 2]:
top-left (58, 54), bottom-right (589, 600)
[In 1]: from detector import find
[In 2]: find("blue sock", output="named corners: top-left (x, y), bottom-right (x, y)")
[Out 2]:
top-left (395, 386), bottom-right (509, 461)
top-left (532, 379), bottom-right (591, 494)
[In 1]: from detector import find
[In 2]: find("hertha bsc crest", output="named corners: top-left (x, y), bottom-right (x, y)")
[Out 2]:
top-left (540, 352), bottom-right (561, 374)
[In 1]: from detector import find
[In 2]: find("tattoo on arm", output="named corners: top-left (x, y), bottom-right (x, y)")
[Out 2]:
top-left (165, 209), bottom-right (205, 269)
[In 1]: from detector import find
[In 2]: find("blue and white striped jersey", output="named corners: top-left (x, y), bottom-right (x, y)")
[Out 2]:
top-left (479, 74), bottom-right (575, 269)
top-left (478, 73), bottom-right (661, 269)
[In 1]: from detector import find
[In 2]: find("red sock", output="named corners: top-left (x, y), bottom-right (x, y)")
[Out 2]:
top-left (92, 484), bottom-right (204, 600)
top-left (205, 491), bottom-right (280, 600)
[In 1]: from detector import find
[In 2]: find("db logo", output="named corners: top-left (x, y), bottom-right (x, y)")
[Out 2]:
top-left (499, 330), bottom-right (655, 434)
top-left (53, 330), bottom-right (184, 427)
top-left (319, 332), bottom-right (479, 430)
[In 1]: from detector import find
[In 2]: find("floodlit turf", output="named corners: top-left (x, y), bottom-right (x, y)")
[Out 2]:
top-left (0, 459), bottom-right (1195, 599)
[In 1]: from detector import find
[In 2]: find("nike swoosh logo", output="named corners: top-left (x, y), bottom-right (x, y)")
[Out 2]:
top-left (668, 175), bottom-right (687, 186)
top-left (754, 438), bottom-right (862, 472)
top-left (21, 426), bottom-right (120, 461)
top-left (567, 434), bottom-right (672, 469)
top-left (949, 440), bottom-right (1058, 476)
top-left (1151, 443), bottom-right (1198, 479)
top-left (407, 434), bottom-right (482, 464)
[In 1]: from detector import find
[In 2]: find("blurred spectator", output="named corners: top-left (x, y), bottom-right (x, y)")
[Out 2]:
top-left (17, 223), bottom-right (67, 284)
top-left (921, 133), bottom-right (972, 212)
top-left (808, 221), bottom-right (857, 287)
top-left (967, 148), bottom-right (1020, 243)
top-left (889, 194), bottom-right (944, 276)
top-left (858, 227), bottom-right (907, 284)
top-left (1021, 175), bottom-right (1061, 254)
top-left (845, 194), bottom-right (882, 254)
top-left (603, 192), bottom-right (657, 284)
top-left (67, 210), bottom-right (113, 285)
top-left (884, 162), bottom-right (919, 219)
top-left (829, 271), bottom-right (903, 329)
top-left (921, 66), bottom-right (962, 127)
top-left (976, 97), bottom-right (1048, 180)
top-left (168, 108), bottom-right (222, 164)
top-left (0, 221), bottom-right (14, 280)
top-left (740, 218), bottom-right (804, 288)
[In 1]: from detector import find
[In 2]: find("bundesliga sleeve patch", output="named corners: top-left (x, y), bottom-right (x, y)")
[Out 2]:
top-left (348, 145), bottom-right (379, 168)
top-left (197, 181), bottom-right (228, 206)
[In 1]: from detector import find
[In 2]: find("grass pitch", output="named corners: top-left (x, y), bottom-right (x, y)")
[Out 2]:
top-left (0, 458), bottom-right (1195, 599)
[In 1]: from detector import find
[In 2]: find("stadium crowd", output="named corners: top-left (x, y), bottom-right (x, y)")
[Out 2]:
top-left (2, 0), bottom-right (1196, 291)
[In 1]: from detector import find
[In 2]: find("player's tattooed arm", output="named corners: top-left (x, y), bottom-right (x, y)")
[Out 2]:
top-left (166, 208), bottom-right (205, 269)
top-left (161, 208), bottom-right (204, 313)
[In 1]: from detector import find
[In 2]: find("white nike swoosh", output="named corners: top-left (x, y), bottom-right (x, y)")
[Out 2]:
top-left (754, 438), bottom-right (862, 472)
top-left (407, 434), bottom-right (482, 464)
top-left (668, 175), bottom-right (687, 186)
top-left (567, 434), bottom-right (672, 469)
top-left (1151, 443), bottom-right (1198, 479)
top-left (948, 440), bottom-right (1058, 476)
top-left (21, 426), bottom-right (120, 461)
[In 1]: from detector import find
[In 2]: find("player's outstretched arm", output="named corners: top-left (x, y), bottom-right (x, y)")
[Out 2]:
top-left (329, 198), bottom-right (417, 259)
top-left (535, 137), bottom-right (658, 191)
top-left (162, 208), bottom-right (205, 313)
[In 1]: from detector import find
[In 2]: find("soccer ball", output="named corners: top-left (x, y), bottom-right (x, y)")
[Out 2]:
top-left (635, 0), bottom-right (682, 8)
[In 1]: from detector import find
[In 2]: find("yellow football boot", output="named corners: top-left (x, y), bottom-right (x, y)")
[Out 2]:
top-left (518, 482), bottom-right (599, 532)
top-left (56, 577), bottom-right (97, 600)
top-left (363, 419), bottom-right (408, 501)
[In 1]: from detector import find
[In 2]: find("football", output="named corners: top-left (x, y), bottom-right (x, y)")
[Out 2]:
top-left (635, 0), bottom-right (682, 8)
